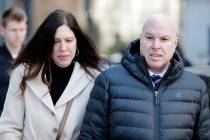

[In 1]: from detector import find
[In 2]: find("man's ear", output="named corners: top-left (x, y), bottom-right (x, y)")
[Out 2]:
top-left (0, 26), bottom-right (5, 36)
top-left (25, 24), bottom-right (28, 33)
top-left (174, 37), bottom-right (178, 48)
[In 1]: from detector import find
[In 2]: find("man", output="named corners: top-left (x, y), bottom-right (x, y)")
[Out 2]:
top-left (0, 7), bottom-right (27, 115)
top-left (79, 14), bottom-right (210, 140)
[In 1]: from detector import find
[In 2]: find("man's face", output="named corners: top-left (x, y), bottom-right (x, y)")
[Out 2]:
top-left (2, 20), bottom-right (27, 48)
top-left (140, 18), bottom-right (177, 73)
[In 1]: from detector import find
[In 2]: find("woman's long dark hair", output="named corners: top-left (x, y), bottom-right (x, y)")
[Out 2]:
top-left (14, 10), bottom-right (102, 95)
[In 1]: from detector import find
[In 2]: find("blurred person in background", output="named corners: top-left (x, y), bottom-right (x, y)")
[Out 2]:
top-left (79, 13), bottom-right (210, 140)
top-left (0, 26), bottom-right (4, 45)
top-left (0, 10), bottom-right (102, 140)
top-left (0, 7), bottom-right (28, 115)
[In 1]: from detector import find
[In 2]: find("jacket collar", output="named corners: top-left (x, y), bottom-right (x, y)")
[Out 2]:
top-left (26, 62), bottom-right (94, 112)
top-left (121, 39), bottom-right (150, 84)
top-left (0, 43), bottom-right (13, 60)
top-left (55, 62), bottom-right (93, 107)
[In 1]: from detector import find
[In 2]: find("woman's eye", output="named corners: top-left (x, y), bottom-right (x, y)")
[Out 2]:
top-left (54, 40), bottom-right (59, 43)
top-left (66, 39), bottom-right (72, 42)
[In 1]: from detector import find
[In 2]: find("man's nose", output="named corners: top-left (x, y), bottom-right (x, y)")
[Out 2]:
top-left (15, 30), bottom-right (23, 38)
top-left (152, 39), bottom-right (161, 49)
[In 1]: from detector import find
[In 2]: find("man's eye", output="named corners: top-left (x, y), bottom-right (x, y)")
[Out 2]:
top-left (20, 28), bottom-right (26, 32)
top-left (146, 36), bottom-right (153, 40)
top-left (160, 38), bottom-right (169, 41)
top-left (9, 29), bottom-right (17, 32)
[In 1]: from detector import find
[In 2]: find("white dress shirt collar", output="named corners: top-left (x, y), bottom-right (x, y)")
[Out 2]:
top-left (148, 66), bottom-right (169, 77)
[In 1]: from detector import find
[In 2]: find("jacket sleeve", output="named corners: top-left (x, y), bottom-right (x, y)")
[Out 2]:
top-left (79, 73), bottom-right (110, 140)
top-left (0, 66), bottom-right (25, 140)
top-left (193, 85), bottom-right (210, 140)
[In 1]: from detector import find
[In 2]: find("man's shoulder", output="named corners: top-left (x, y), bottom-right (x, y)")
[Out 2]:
top-left (181, 70), bottom-right (206, 89)
top-left (0, 44), bottom-right (11, 59)
top-left (0, 46), bottom-right (10, 63)
top-left (0, 45), bottom-right (5, 53)
top-left (96, 64), bottom-right (127, 81)
top-left (103, 64), bottom-right (126, 75)
top-left (183, 70), bottom-right (204, 81)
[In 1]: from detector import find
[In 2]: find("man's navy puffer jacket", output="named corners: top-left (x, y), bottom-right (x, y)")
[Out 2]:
top-left (79, 39), bottom-right (210, 140)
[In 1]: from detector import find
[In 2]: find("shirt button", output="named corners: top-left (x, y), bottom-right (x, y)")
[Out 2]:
top-left (52, 128), bottom-right (58, 133)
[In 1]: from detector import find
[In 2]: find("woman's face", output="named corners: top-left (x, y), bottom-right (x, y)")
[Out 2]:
top-left (52, 25), bottom-right (77, 68)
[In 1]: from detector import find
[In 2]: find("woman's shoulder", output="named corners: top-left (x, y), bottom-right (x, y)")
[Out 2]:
top-left (75, 62), bottom-right (101, 79)
top-left (12, 63), bottom-right (28, 76)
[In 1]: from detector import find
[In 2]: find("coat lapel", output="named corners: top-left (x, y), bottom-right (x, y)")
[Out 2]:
top-left (26, 72), bottom-right (56, 113)
top-left (25, 62), bottom-right (96, 112)
top-left (55, 62), bottom-right (93, 107)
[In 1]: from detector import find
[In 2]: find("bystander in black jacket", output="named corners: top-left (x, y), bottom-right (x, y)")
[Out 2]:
top-left (0, 44), bottom-right (14, 115)
top-left (79, 39), bottom-right (210, 140)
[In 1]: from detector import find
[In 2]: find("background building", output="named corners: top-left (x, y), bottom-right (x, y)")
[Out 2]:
top-left (180, 0), bottom-right (210, 65)
top-left (0, 0), bottom-right (209, 65)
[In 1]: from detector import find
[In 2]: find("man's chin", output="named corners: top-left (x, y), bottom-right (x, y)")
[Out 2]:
top-left (13, 44), bottom-right (22, 48)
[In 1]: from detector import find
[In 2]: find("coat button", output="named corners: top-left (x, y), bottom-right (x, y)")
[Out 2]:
top-left (52, 128), bottom-right (58, 133)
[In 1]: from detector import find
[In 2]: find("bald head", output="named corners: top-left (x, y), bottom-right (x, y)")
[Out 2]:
top-left (140, 13), bottom-right (178, 73)
top-left (142, 13), bottom-right (177, 37)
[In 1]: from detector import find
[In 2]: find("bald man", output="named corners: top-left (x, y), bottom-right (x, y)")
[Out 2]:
top-left (78, 14), bottom-right (210, 140)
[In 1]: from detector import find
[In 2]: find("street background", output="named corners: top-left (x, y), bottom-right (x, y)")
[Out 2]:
top-left (0, 0), bottom-right (210, 65)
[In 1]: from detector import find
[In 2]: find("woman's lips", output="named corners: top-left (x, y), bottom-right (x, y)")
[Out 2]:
top-left (58, 55), bottom-right (70, 60)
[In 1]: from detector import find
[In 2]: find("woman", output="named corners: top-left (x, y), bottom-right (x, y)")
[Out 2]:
top-left (0, 10), bottom-right (102, 140)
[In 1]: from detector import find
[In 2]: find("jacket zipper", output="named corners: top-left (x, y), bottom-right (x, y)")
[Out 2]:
top-left (155, 91), bottom-right (158, 104)
top-left (154, 90), bottom-right (159, 140)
